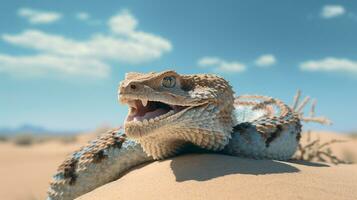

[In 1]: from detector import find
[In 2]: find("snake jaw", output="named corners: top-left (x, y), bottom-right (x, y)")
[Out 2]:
top-left (121, 96), bottom-right (194, 140)
top-left (122, 98), bottom-right (190, 123)
top-left (118, 71), bottom-right (235, 159)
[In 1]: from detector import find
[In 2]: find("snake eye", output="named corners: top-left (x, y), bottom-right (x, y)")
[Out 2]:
top-left (162, 76), bottom-right (176, 88)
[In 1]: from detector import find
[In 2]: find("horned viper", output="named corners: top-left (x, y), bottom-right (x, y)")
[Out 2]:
top-left (47, 70), bottom-right (301, 200)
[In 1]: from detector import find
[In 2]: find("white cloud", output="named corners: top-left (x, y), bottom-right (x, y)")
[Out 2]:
top-left (2, 30), bottom-right (89, 57)
top-left (0, 54), bottom-right (109, 78)
top-left (321, 5), bottom-right (346, 19)
top-left (76, 12), bottom-right (90, 21)
top-left (300, 57), bottom-right (357, 75)
top-left (75, 12), bottom-right (101, 25)
top-left (198, 57), bottom-right (221, 66)
top-left (2, 28), bottom-right (171, 64)
top-left (109, 10), bottom-right (137, 34)
top-left (18, 7), bottom-right (62, 24)
top-left (1, 10), bottom-right (172, 78)
top-left (255, 54), bottom-right (276, 67)
top-left (3, 10), bottom-right (171, 64)
top-left (198, 57), bottom-right (246, 73)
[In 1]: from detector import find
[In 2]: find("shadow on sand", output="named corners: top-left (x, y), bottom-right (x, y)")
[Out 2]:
top-left (169, 153), bottom-right (327, 182)
top-left (287, 159), bottom-right (330, 167)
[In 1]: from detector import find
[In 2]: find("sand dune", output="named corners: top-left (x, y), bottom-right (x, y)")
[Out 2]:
top-left (301, 131), bottom-right (357, 163)
top-left (78, 154), bottom-right (357, 200)
top-left (0, 131), bottom-right (356, 200)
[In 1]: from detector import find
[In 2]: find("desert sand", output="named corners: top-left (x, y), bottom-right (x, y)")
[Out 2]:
top-left (0, 131), bottom-right (356, 200)
top-left (0, 141), bottom-right (79, 200)
top-left (78, 154), bottom-right (357, 200)
top-left (0, 133), bottom-right (93, 200)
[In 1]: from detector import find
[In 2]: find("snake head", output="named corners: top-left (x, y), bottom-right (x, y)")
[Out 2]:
top-left (118, 70), bottom-right (236, 159)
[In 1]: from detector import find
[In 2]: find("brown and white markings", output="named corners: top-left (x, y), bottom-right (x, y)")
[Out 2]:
top-left (47, 71), bottom-right (308, 200)
top-left (47, 129), bottom-right (152, 200)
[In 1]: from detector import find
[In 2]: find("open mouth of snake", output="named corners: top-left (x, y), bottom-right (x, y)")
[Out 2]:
top-left (125, 99), bottom-right (188, 123)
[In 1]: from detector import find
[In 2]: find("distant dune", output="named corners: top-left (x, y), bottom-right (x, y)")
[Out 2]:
top-left (0, 131), bottom-right (356, 200)
top-left (0, 141), bottom-right (78, 200)
top-left (0, 133), bottom-right (92, 200)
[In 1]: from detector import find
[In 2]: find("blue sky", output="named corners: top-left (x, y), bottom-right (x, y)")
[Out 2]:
top-left (1, 0), bottom-right (357, 132)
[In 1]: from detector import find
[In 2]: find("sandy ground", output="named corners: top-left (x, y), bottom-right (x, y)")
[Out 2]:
top-left (0, 131), bottom-right (356, 200)
top-left (78, 154), bottom-right (357, 200)
top-left (0, 133), bottom-right (93, 200)
top-left (0, 142), bottom-right (79, 200)
top-left (300, 131), bottom-right (357, 163)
